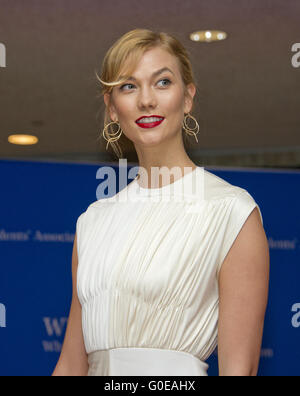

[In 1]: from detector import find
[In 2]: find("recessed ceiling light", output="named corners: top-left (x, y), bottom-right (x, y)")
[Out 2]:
top-left (8, 134), bottom-right (39, 145)
top-left (190, 30), bottom-right (228, 43)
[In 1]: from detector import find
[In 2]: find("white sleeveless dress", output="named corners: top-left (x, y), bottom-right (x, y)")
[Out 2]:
top-left (75, 167), bottom-right (263, 376)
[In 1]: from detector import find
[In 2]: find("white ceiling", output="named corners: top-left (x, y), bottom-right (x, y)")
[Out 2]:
top-left (0, 0), bottom-right (300, 168)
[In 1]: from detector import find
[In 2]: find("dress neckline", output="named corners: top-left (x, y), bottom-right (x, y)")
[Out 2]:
top-left (132, 166), bottom-right (202, 197)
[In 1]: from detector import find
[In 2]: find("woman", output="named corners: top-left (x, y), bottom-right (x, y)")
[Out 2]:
top-left (52, 29), bottom-right (269, 376)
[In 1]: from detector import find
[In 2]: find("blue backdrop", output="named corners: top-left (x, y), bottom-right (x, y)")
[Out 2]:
top-left (0, 159), bottom-right (299, 376)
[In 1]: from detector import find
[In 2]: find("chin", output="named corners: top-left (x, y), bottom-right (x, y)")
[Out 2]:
top-left (138, 135), bottom-right (166, 147)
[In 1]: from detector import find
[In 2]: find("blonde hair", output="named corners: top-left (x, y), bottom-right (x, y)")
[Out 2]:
top-left (95, 28), bottom-right (200, 159)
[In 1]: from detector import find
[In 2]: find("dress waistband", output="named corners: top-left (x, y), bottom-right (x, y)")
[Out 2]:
top-left (87, 347), bottom-right (209, 376)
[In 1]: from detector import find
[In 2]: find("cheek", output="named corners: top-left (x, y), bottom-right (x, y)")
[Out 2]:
top-left (163, 89), bottom-right (185, 112)
top-left (115, 98), bottom-right (136, 120)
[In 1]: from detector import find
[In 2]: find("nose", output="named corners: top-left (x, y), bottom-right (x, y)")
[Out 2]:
top-left (137, 86), bottom-right (157, 110)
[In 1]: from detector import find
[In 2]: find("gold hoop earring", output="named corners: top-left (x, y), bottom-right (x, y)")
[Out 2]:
top-left (102, 120), bottom-right (123, 150)
top-left (182, 113), bottom-right (200, 143)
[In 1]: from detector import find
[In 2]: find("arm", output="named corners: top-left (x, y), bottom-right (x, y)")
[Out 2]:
top-left (52, 233), bottom-right (89, 376)
top-left (217, 207), bottom-right (270, 376)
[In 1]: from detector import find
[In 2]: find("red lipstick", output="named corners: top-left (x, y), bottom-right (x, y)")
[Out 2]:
top-left (135, 115), bottom-right (165, 129)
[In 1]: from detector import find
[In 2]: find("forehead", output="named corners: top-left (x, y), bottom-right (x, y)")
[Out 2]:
top-left (120, 47), bottom-right (180, 78)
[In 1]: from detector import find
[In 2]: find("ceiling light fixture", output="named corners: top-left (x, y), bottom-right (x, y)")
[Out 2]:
top-left (190, 30), bottom-right (228, 43)
top-left (8, 134), bottom-right (39, 145)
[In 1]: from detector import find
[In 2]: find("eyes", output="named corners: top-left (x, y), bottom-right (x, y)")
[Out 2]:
top-left (119, 78), bottom-right (172, 91)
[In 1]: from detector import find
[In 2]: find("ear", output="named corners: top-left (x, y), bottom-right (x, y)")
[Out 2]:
top-left (104, 92), bottom-right (118, 121)
top-left (184, 83), bottom-right (196, 114)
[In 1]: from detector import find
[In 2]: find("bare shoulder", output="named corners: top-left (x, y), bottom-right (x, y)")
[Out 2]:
top-left (218, 206), bottom-right (269, 289)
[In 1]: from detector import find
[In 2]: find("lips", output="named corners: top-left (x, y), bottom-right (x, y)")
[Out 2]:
top-left (136, 119), bottom-right (164, 129)
top-left (135, 115), bottom-right (165, 129)
top-left (135, 115), bottom-right (164, 123)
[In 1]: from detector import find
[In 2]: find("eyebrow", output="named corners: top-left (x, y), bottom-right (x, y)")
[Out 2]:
top-left (120, 67), bottom-right (175, 82)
